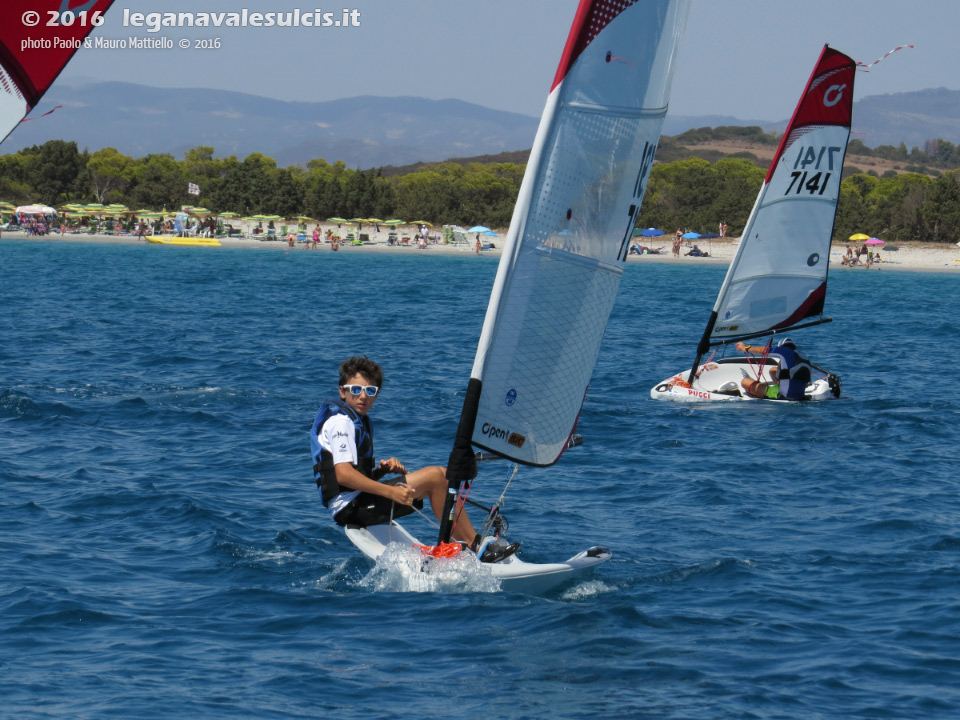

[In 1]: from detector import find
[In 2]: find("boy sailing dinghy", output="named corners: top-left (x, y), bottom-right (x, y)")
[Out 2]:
top-left (650, 46), bottom-right (855, 403)
top-left (0, 1), bottom-right (116, 144)
top-left (346, 0), bottom-right (690, 593)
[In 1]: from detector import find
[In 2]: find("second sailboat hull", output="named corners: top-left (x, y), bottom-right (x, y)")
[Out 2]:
top-left (650, 357), bottom-right (838, 403)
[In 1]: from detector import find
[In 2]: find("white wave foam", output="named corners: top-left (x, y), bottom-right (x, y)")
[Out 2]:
top-left (358, 542), bottom-right (501, 593)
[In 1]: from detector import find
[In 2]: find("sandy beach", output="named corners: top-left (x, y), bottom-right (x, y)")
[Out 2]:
top-left (4, 226), bottom-right (959, 273)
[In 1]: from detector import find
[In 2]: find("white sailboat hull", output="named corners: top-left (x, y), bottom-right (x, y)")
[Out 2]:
top-left (650, 357), bottom-right (837, 403)
top-left (345, 522), bottom-right (611, 595)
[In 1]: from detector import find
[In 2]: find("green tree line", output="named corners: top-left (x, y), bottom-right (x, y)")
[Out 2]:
top-left (2, 138), bottom-right (959, 243)
top-left (0, 140), bottom-right (523, 227)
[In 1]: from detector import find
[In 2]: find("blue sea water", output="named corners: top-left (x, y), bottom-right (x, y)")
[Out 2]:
top-left (1, 239), bottom-right (959, 719)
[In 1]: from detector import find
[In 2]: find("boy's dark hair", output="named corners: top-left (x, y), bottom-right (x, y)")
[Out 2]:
top-left (339, 356), bottom-right (383, 389)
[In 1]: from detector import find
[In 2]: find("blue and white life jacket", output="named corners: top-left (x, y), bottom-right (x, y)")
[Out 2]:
top-left (770, 347), bottom-right (813, 400)
top-left (310, 398), bottom-right (375, 506)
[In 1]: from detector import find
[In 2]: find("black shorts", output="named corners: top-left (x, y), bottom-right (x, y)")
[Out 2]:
top-left (333, 476), bottom-right (424, 528)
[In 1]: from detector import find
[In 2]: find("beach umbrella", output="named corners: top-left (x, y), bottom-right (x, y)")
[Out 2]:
top-left (635, 227), bottom-right (665, 237)
top-left (681, 231), bottom-right (700, 239)
top-left (17, 204), bottom-right (57, 214)
top-left (327, 217), bottom-right (348, 224)
top-left (468, 225), bottom-right (491, 234)
top-left (848, 233), bottom-right (870, 241)
top-left (218, 211), bottom-right (240, 218)
top-left (383, 219), bottom-right (404, 227)
top-left (365, 218), bottom-right (384, 224)
top-left (483, 231), bottom-right (499, 237)
top-left (188, 207), bottom-right (212, 216)
top-left (0, 201), bottom-right (15, 209)
top-left (84, 203), bottom-right (106, 215)
top-left (865, 238), bottom-right (884, 245)
top-left (411, 221), bottom-right (433, 226)
top-left (295, 215), bottom-right (315, 222)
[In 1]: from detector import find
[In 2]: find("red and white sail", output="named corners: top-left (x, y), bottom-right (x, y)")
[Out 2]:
top-left (708, 46), bottom-right (856, 342)
top-left (0, 1), bottom-right (115, 144)
top-left (458, 0), bottom-right (689, 467)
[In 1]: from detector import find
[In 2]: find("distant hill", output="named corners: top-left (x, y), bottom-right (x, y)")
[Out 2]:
top-left (849, 87), bottom-right (960, 148)
top-left (3, 82), bottom-right (959, 167)
top-left (1, 82), bottom-right (542, 168)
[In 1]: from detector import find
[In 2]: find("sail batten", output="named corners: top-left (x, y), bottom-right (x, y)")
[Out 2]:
top-left (450, 0), bottom-right (690, 470)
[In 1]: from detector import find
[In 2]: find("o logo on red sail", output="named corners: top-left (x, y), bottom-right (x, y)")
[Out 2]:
top-left (823, 84), bottom-right (846, 107)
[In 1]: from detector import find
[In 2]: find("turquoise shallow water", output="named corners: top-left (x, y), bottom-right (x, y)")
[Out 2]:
top-left (1, 239), bottom-right (959, 719)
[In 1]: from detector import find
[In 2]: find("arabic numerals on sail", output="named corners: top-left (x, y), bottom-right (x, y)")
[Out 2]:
top-left (784, 145), bottom-right (843, 196)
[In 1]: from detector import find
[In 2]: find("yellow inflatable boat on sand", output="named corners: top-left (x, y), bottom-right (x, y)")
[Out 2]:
top-left (146, 236), bottom-right (221, 247)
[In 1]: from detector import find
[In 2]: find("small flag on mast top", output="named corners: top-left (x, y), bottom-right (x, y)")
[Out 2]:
top-left (188, 182), bottom-right (200, 195)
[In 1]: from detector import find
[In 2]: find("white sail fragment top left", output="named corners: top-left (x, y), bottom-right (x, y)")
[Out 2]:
top-left (468, 0), bottom-right (690, 466)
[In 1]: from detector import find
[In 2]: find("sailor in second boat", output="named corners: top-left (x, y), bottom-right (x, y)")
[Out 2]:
top-left (311, 356), bottom-right (520, 561)
top-left (735, 338), bottom-right (813, 401)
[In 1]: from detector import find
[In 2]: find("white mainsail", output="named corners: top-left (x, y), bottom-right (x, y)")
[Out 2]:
top-left (706, 46), bottom-right (856, 345)
top-left (457, 0), bottom-right (689, 469)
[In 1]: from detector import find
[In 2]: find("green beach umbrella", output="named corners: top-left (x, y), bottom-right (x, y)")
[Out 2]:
top-left (410, 220), bottom-right (433, 226)
top-left (218, 211), bottom-right (240, 218)
top-left (327, 217), bottom-right (348, 224)
top-left (383, 219), bottom-right (405, 226)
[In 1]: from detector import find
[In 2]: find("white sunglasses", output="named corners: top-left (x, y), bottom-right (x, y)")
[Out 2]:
top-left (342, 384), bottom-right (379, 397)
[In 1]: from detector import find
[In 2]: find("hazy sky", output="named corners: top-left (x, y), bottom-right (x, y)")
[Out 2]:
top-left (44, 0), bottom-right (960, 120)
